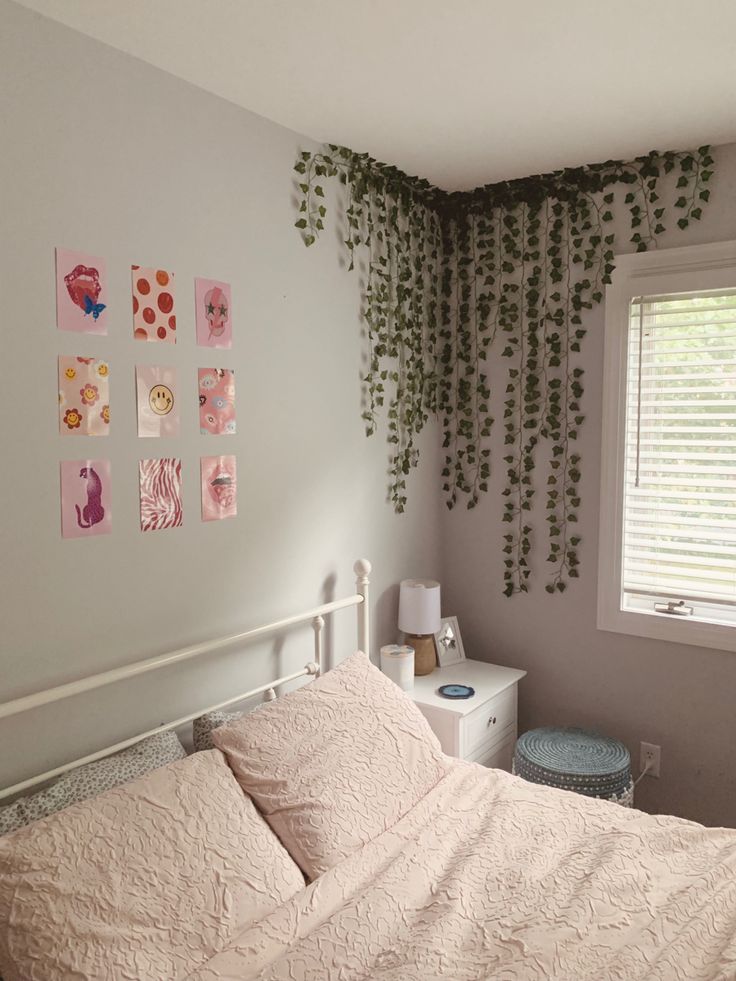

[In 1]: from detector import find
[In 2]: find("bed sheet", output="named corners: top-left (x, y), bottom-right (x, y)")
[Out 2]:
top-left (187, 760), bottom-right (736, 981)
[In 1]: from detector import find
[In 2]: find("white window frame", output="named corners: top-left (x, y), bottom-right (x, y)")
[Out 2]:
top-left (598, 238), bottom-right (736, 653)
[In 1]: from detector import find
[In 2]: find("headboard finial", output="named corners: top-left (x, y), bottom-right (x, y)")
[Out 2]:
top-left (354, 558), bottom-right (372, 581)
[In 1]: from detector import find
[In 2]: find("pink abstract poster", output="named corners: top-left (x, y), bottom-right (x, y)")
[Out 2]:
top-left (201, 455), bottom-right (237, 521)
top-left (199, 368), bottom-right (236, 435)
top-left (195, 278), bottom-right (232, 348)
top-left (60, 460), bottom-right (112, 538)
top-left (58, 356), bottom-right (110, 436)
top-left (136, 365), bottom-right (180, 437)
top-left (139, 458), bottom-right (182, 531)
top-left (56, 248), bottom-right (108, 335)
top-left (132, 266), bottom-right (176, 343)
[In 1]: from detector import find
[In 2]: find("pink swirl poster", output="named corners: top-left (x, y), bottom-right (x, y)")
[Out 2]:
top-left (199, 368), bottom-right (236, 435)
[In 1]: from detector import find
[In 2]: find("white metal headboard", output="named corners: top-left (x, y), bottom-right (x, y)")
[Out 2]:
top-left (0, 558), bottom-right (372, 802)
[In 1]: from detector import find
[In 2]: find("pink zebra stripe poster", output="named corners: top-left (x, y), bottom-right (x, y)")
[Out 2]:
top-left (60, 460), bottom-right (112, 538)
top-left (139, 458), bottom-right (183, 532)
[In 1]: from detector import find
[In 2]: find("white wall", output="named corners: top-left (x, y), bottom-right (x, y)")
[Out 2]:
top-left (442, 142), bottom-right (736, 827)
top-left (0, 1), bottom-right (442, 787)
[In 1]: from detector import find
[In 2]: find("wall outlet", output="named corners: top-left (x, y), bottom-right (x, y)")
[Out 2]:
top-left (640, 742), bottom-right (661, 779)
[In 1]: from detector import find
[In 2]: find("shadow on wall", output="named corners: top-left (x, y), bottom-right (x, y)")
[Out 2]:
top-left (321, 572), bottom-right (337, 670)
top-left (374, 583), bottom-right (401, 662)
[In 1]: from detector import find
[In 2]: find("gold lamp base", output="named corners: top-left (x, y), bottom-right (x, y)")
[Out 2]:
top-left (406, 633), bottom-right (437, 676)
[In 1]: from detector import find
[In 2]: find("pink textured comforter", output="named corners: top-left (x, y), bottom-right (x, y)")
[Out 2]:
top-left (189, 760), bottom-right (736, 981)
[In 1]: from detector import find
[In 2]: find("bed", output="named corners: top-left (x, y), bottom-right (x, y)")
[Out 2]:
top-left (1, 560), bottom-right (735, 981)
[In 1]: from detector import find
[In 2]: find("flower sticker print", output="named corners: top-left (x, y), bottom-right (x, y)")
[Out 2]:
top-left (195, 278), bottom-right (232, 349)
top-left (60, 459), bottom-right (112, 538)
top-left (58, 356), bottom-right (110, 435)
top-left (139, 458), bottom-right (183, 531)
top-left (136, 365), bottom-right (180, 438)
top-left (201, 455), bottom-right (237, 521)
top-left (198, 368), bottom-right (235, 435)
top-left (132, 266), bottom-right (176, 342)
top-left (56, 248), bottom-right (108, 335)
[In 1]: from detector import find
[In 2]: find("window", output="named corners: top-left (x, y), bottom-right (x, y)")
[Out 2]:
top-left (599, 241), bottom-right (736, 652)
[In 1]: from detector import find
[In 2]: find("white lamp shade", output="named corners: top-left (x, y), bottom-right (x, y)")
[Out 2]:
top-left (398, 579), bottom-right (441, 635)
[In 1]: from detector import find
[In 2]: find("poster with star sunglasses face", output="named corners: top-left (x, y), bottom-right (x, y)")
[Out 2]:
top-left (195, 278), bottom-right (232, 349)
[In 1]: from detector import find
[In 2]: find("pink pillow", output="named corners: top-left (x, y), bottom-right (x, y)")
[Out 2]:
top-left (213, 650), bottom-right (448, 879)
top-left (0, 750), bottom-right (304, 981)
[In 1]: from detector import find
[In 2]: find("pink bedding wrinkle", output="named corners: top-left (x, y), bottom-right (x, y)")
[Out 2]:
top-left (212, 650), bottom-right (449, 880)
top-left (186, 761), bottom-right (736, 981)
top-left (0, 750), bottom-right (304, 981)
top-left (3, 657), bottom-right (736, 981)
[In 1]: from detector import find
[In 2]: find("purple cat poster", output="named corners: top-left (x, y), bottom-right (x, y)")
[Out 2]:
top-left (60, 460), bottom-right (112, 538)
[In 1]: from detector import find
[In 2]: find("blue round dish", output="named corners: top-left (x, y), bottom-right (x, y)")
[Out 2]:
top-left (437, 684), bottom-right (475, 699)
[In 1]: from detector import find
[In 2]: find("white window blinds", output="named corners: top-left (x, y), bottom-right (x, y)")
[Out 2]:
top-left (624, 289), bottom-right (736, 617)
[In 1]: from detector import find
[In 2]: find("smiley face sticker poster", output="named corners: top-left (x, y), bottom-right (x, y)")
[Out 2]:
top-left (136, 365), bottom-right (180, 437)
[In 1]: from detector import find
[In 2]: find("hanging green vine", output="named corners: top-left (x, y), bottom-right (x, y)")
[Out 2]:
top-left (293, 144), bottom-right (715, 594)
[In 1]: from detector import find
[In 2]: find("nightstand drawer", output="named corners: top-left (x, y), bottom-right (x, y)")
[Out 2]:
top-left (460, 686), bottom-right (517, 758)
top-left (468, 726), bottom-right (516, 771)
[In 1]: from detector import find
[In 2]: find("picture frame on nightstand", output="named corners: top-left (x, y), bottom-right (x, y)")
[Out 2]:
top-left (434, 616), bottom-right (466, 668)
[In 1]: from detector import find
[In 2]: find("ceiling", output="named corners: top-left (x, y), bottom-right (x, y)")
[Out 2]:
top-left (13, 0), bottom-right (736, 190)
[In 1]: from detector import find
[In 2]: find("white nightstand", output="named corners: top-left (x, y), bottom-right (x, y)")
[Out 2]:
top-left (409, 660), bottom-right (526, 770)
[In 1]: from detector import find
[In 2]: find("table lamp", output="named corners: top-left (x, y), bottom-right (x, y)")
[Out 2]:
top-left (398, 578), bottom-right (441, 676)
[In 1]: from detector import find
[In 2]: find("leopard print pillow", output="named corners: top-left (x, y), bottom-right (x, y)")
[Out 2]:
top-left (192, 711), bottom-right (242, 752)
top-left (0, 730), bottom-right (186, 836)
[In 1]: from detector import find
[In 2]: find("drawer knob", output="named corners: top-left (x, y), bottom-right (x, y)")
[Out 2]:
top-left (487, 715), bottom-right (497, 727)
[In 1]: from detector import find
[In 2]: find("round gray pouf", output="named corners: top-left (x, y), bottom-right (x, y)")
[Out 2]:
top-left (513, 726), bottom-right (634, 807)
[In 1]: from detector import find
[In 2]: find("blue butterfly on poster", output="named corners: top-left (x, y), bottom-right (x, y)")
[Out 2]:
top-left (83, 294), bottom-right (107, 321)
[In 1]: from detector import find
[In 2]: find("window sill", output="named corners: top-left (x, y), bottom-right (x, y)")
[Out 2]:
top-left (597, 602), bottom-right (736, 654)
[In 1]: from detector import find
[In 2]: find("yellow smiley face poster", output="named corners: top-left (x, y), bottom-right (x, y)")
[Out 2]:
top-left (136, 365), bottom-right (179, 437)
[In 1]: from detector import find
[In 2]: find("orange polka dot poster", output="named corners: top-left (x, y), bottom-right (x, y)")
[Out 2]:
top-left (131, 266), bottom-right (176, 343)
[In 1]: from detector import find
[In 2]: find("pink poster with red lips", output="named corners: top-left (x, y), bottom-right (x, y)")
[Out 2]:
top-left (60, 459), bottom-right (112, 538)
top-left (195, 278), bottom-right (232, 349)
top-left (201, 455), bottom-right (237, 521)
top-left (56, 248), bottom-right (108, 334)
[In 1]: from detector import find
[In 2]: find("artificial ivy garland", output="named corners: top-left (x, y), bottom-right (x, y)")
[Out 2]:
top-left (294, 145), bottom-right (715, 595)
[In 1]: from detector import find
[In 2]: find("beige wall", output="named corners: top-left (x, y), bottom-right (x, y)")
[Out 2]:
top-left (0, 2), bottom-right (442, 787)
top-left (442, 142), bottom-right (736, 827)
